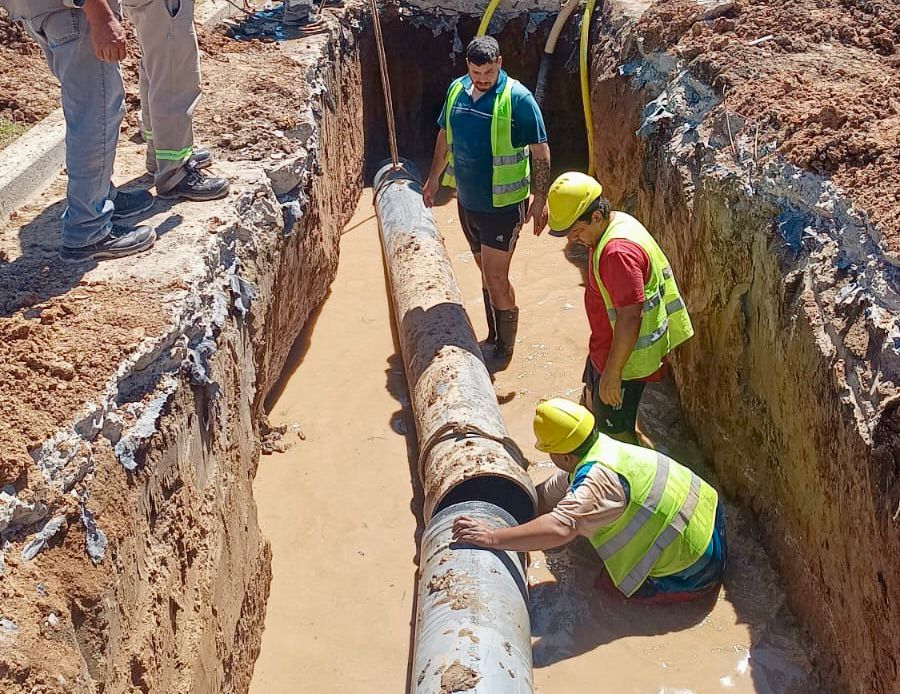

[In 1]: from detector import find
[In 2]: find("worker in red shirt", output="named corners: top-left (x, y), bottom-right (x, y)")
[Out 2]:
top-left (545, 172), bottom-right (694, 445)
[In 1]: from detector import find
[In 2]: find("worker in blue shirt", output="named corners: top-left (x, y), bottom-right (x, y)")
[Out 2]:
top-left (424, 36), bottom-right (551, 368)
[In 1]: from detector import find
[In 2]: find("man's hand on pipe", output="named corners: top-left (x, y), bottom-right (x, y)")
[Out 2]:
top-left (452, 516), bottom-right (495, 547)
top-left (423, 176), bottom-right (439, 208)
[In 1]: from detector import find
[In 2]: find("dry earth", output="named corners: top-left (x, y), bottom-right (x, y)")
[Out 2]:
top-left (634, 0), bottom-right (900, 250)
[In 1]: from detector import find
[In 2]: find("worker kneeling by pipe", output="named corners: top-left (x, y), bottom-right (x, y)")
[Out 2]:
top-left (453, 398), bottom-right (727, 603)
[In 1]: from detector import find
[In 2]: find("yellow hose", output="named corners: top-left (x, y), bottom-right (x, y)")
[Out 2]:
top-left (579, 0), bottom-right (597, 174)
top-left (476, 0), bottom-right (502, 36)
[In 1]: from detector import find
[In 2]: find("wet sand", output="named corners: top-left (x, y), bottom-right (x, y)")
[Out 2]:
top-left (250, 189), bottom-right (816, 692)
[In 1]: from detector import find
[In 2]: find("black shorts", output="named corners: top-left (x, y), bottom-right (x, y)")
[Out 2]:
top-left (458, 201), bottom-right (526, 254)
top-left (582, 356), bottom-right (646, 436)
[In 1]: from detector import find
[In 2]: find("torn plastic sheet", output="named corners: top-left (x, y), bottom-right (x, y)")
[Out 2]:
top-left (80, 504), bottom-right (107, 565)
top-left (0, 494), bottom-right (49, 537)
top-left (0, 492), bottom-right (49, 538)
top-left (524, 11), bottom-right (549, 39)
top-left (20, 515), bottom-right (66, 562)
top-left (186, 337), bottom-right (217, 387)
top-left (114, 376), bottom-right (179, 471)
top-left (282, 198), bottom-right (306, 235)
top-left (637, 91), bottom-right (675, 138)
top-left (228, 265), bottom-right (258, 318)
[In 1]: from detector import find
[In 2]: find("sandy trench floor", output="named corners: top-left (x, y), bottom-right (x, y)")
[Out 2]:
top-left (252, 188), bottom-right (817, 693)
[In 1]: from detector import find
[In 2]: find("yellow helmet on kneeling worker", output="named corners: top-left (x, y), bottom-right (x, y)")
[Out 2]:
top-left (533, 398), bottom-right (595, 454)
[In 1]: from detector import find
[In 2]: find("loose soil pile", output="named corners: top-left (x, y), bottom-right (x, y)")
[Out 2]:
top-left (634, 0), bottom-right (900, 250)
top-left (0, 16), bottom-right (58, 126)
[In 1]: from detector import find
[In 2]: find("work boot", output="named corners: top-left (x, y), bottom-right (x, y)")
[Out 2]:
top-left (158, 169), bottom-right (230, 202)
top-left (493, 306), bottom-right (519, 366)
top-left (146, 148), bottom-right (212, 175)
top-left (111, 189), bottom-right (154, 221)
top-left (482, 288), bottom-right (497, 345)
top-left (59, 224), bottom-right (156, 264)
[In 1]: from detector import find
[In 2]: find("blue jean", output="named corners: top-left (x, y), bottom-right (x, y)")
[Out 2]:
top-left (636, 503), bottom-right (728, 597)
top-left (23, 8), bottom-right (125, 248)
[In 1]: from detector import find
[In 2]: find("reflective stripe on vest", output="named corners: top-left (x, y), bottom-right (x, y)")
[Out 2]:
top-left (594, 453), bottom-right (671, 560)
top-left (616, 473), bottom-right (703, 596)
top-left (572, 436), bottom-right (718, 597)
top-left (591, 213), bottom-right (694, 380)
top-left (441, 76), bottom-right (530, 207)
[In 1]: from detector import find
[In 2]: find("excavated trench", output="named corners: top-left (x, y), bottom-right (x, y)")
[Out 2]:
top-left (4, 3), bottom-right (893, 693)
top-left (249, 8), bottom-right (839, 693)
top-left (244, 6), bottom-right (897, 692)
top-left (240, 5), bottom-right (894, 692)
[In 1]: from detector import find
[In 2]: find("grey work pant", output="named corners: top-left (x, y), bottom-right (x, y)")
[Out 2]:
top-left (22, 8), bottom-right (125, 248)
top-left (122, 0), bottom-right (201, 194)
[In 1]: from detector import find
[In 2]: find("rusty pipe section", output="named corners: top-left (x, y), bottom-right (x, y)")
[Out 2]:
top-left (373, 162), bottom-right (536, 693)
top-left (373, 162), bottom-right (537, 523)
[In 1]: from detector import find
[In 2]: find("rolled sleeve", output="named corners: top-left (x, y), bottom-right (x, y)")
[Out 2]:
top-left (548, 464), bottom-right (628, 538)
top-left (536, 469), bottom-right (570, 515)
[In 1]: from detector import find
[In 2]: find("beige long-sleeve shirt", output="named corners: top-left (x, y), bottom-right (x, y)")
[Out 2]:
top-left (536, 464), bottom-right (628, 538)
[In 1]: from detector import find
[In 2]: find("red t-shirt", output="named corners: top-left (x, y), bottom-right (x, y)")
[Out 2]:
top-left (585, 238), bottom-right (666, 382)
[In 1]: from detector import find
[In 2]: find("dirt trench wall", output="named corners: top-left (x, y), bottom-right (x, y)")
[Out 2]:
top-left (100, 31), bottom-right (366, 694)
top-left (248, 35), bottom-right (365, 407)
top-left (588, 21), bottom-right (900, 694)
top-left (0, 15), bottom-right (365, 694)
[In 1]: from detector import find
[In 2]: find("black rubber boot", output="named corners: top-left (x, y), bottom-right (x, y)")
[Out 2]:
top-left (482, 288), bottom-right (497, 345)
top-left (493, 307), bottom-right (519, 365)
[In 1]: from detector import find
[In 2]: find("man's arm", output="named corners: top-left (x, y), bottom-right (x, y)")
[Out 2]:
top-left (525, 142), bottom-right (550, 235)
top-left (599, 303), bottom-right (642, 407)
top-left (83, 0), bottom-right (126, 62)
top-left (423, 129), bottom-right (449, 208)
top-left (452, 513), bottom-right (578, 552)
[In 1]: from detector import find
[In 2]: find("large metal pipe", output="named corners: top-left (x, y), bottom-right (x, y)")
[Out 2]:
top-left (412, 501), bottom-right (533, 692)
top-left (373, 161), bottom-right (537, 693)
top-left (373, 162), bottom-right (536, 523)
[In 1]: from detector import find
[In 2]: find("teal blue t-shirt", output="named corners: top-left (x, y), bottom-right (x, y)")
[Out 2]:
top-left (437, 70), bottom-right (547, 213)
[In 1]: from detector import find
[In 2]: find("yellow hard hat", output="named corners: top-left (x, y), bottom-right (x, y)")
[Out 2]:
top-left (533, 398), bottom-right (595, 454)
top-left (547, 172), bottom-right (604, 235)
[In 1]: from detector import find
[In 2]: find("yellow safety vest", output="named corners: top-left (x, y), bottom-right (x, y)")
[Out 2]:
top-left (592, 212), bottom-right (694, 379)
top-left (570, 436), bottom-right (719, 597)
top-left (440, 76), bottom-right (530, 208)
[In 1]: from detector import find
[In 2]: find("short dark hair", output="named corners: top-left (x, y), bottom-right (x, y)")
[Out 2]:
top-left (466, 36), bottom-right (501, 65)
top-left (569, 428), bottom-right (599, 459)
top-left (577, 195), bottom-right (612, 223)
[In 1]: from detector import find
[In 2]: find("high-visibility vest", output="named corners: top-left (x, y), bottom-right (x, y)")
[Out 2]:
top-left (571, 436), bottom-right (719, 597)
top-left (440, 76), bottom-right (530, 208)
top-left (592, 213), bottom-right (694, 379)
